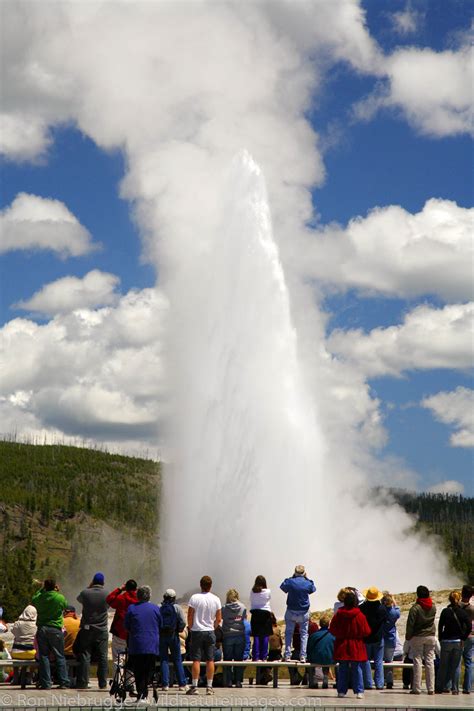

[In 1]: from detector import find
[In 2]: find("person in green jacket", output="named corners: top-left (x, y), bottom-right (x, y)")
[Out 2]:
top-left (405, 585), bottom-right (436, 695)
top-left (32, 578), bottom-right (69, 689)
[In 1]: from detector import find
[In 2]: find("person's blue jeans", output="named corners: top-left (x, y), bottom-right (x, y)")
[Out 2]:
top-left (223, 635), bottom-right (245, 685)
top-left (338, 660), bottom-right (364, 695)
top-left (461, 636), bottom-right (473, 692)
top-left (284, 609), bottom-right (310, 659)
top-left (437, 640), bottom-right (463, 692)
top-left (159, 634), bottom-right (186, 687)
top-left (363, 640), bottom-right (384, 689)
top-left (36, 626), bottom-right (69, 689)
top-left (383, 643), bottom-right (395, 686)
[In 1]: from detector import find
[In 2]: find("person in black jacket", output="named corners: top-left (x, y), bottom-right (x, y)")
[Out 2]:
top-left (359, 587), bottom-right (388, 690)
top-left (436, 590), bottom-right (471, 695)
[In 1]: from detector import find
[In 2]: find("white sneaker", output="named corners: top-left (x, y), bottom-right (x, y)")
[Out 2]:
top-left (178, 686), bottom-right (188, 692)
top-left (206, 687), bottom-right (215, 695)
top-left (337, 692), bottom-right (346, 698)
top-left (356, 692), bottom-right (364, 699)
top-left (161, 686), bottom-right (169, 691)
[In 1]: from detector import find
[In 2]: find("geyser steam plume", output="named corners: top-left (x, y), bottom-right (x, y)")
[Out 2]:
top-left (161, 152), bottom-right (451, 610)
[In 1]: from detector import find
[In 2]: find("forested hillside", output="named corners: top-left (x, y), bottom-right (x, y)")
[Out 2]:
top-left (0, 440), bottom-right (161, 619)
top-left (388, 489), bottom-right (474, 584)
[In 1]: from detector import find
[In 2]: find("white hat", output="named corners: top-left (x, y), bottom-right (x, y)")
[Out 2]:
top-left (164, 588), bottom-right (176, 598)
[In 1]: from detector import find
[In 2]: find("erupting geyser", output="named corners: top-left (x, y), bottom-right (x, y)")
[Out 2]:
top-left (161, 152), bottom-right (452, 610)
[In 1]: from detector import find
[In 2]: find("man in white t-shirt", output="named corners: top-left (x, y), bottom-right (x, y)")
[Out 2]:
top-left (186, 575), bottom-right (222, 695)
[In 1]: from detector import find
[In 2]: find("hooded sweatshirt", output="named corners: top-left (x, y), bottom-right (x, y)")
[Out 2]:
top-left (222, 600), bottom-right (247, 637)
top-left (329, 606), bottom-right (371, 661)
top-left (406, 598), bottom-right (436, 640)
top-left (12, 605), bottom-right (37, 648)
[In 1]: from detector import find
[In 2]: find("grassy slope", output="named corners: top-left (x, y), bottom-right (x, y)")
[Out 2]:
top-left (0, 440), bottom-right (161, 618)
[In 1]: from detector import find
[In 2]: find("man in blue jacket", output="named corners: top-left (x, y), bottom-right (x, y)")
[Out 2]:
top-left (280, 565), bottom-right (316, 662)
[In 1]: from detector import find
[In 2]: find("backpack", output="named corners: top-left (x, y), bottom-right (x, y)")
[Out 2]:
top-left (160, 602), bottom-right (178, 636)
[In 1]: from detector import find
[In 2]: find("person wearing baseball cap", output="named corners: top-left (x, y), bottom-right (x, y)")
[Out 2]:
top-left (159, 589), bottom-right (187, 691)
top-left (76, 572), bottom-right (110, 689)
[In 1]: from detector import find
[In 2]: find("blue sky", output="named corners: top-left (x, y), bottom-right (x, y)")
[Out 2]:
top-left (0, 0), bottom-right (472, 494)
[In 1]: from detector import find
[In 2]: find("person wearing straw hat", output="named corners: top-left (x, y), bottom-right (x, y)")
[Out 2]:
top-left (360, 586), bottom-right (388, 690)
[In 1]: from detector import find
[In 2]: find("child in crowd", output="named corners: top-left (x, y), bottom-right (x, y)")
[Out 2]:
top-left (307, 614), bottom-right (335, 689)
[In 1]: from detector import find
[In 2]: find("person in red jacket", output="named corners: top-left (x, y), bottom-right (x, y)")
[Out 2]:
top-left (107, 580), bottom-right (138, 665)
top-left (329, 591), bottom-right (371, 699)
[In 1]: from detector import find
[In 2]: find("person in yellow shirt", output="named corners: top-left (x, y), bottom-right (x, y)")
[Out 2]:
top-left (63, 606), bottom-right (80, 657)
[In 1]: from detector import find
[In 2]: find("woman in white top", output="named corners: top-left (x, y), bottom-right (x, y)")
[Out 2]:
top-left (249, 576), bottom-right (272, 660)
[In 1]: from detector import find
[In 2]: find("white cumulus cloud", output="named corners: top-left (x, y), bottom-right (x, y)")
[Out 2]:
top-left (299, 198), bottom-right (473, 301)
top-left (0, 192), bottom-right (97, 256)
top-left (14, 270), bottom-right (121, 316)
top-left (328, 303), bottom-right (474, 378)
top-left (422, 386), bottom-right (474, 448)
top-left (355, 42), bottom-right (473, 137)
top-left (427, 480), bottom-right (465, 495)
top-left (0, 288), bottom-right (167, 445)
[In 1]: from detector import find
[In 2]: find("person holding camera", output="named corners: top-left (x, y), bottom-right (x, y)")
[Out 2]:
top-left (31, 578), bottom-right (70, 689)
top-left (107, 580), bottom-right (138, 666)
top-left (76, 572), bottom-right (110, 689)
top-left (280, 565), bottom-right (316, 662)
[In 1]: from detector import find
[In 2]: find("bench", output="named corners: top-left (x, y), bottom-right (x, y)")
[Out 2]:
top-left (182, 660), bottom-right (416, 689)
top-left (0, 659), bottom-right (78, 690)
top-left (1, 658), bottom-right (415, 690)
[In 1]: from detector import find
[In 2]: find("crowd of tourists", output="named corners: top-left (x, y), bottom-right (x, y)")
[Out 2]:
top-left (0, 568), bottom-right (472, 701)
